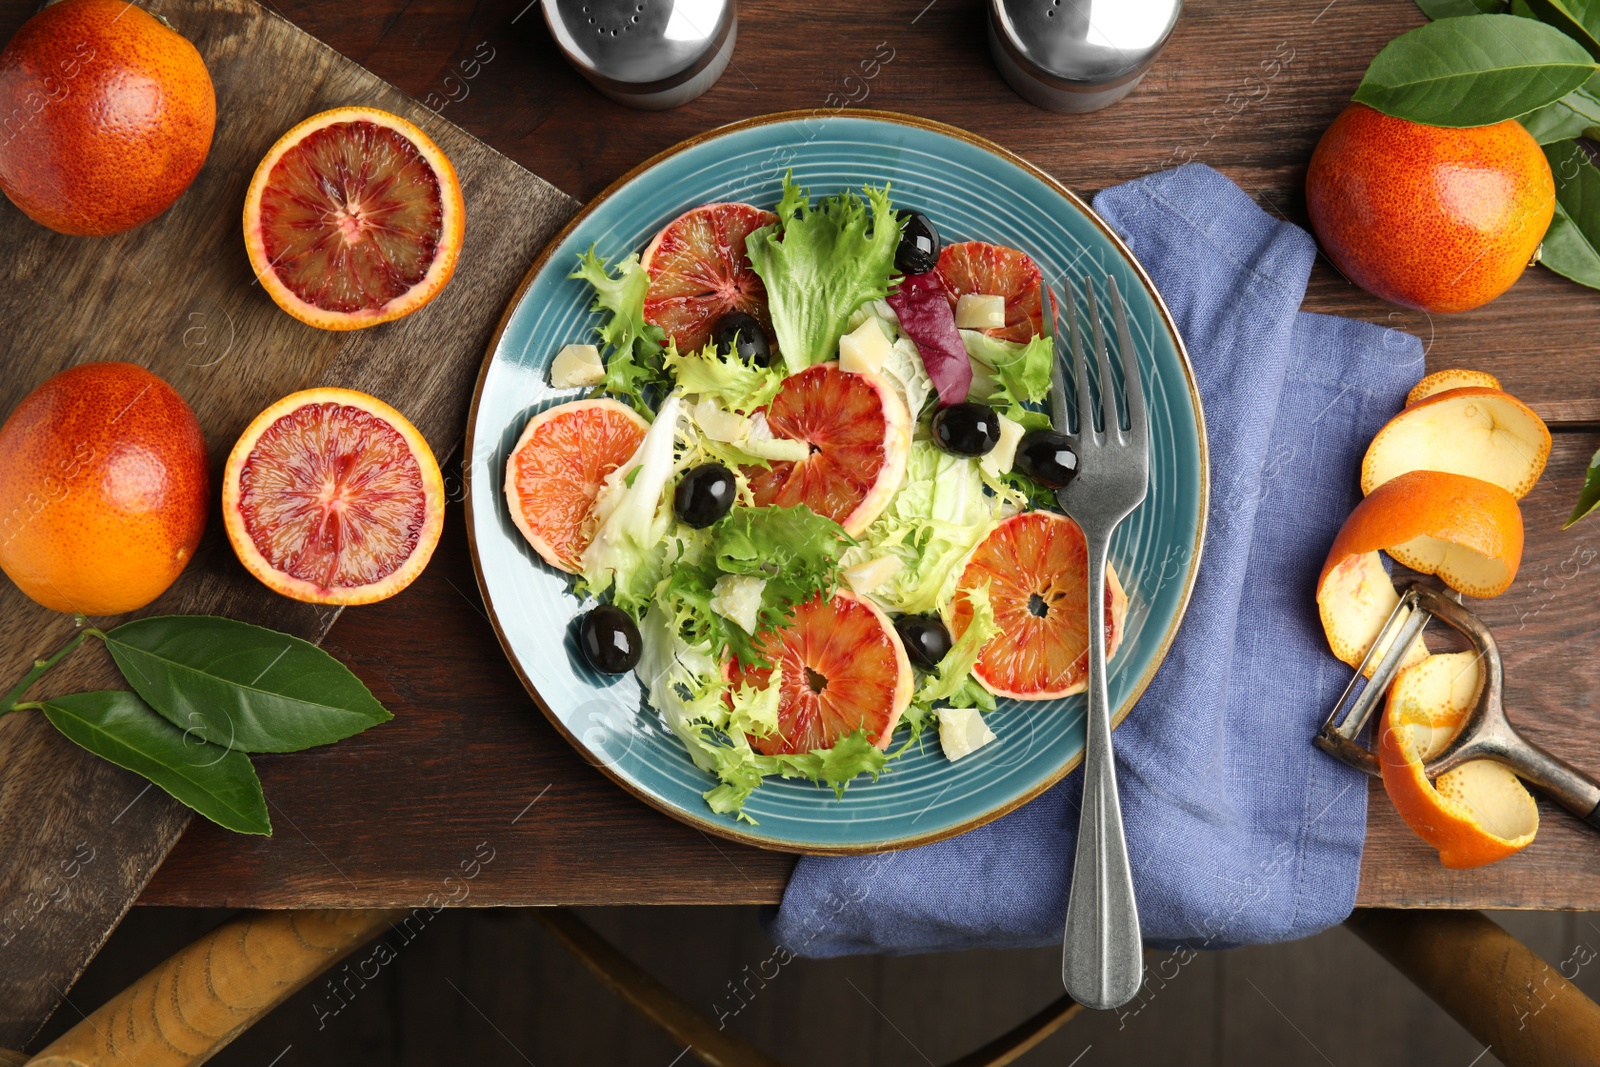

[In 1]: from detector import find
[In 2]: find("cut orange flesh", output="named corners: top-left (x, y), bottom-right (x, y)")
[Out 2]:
top-left (244, 106), bottom-right (465, 330)
top-left (223, 388), bottom-right (444, 605)
top-left (505, 399), bottom-right (648, 573)
top-left (641, 201), bottom-right (777, 353)
top-left (729, 591), bottom-right (913, 756)
top-left (952, 511), bottom-right (1128, 700)
top-left (934, 241), bottom-right (1044, 343)
top-left (742, 362), bottom-right (910, 536)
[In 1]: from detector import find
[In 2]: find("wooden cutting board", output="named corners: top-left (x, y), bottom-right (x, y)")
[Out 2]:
top-left (0, 0), bottom-right (576, 1046)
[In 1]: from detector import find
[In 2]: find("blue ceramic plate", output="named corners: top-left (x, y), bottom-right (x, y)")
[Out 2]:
top-left (465, 111), bottom-right (1206, 854)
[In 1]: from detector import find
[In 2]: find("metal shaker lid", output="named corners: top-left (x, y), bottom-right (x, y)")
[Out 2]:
top-left (543, 0), bottom-right (733, 89)
top-left (992, 0), bottom-right (1181, 90)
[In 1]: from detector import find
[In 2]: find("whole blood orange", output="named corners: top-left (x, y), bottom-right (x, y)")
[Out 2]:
top-left (0, 362), bottom-right (208, 616)
top-left (243, 107), bottom-right (465, 330)
top-left (952, 511), bottom-right (1128, 700)
top-left (741, 362), bottom-right (910, 536)
top-left (0, 0), bottom-right (215, 236)
top-left (728, 591), bottom-right (913, 755)
top-left (222, 388), bottom-right (444, 605)
top-left (642, 201), bottom-right (777, 353)
top-left (1306, 103), bottom-right (1554, 314)
top-left (504, 398), bottom-right (648, 573)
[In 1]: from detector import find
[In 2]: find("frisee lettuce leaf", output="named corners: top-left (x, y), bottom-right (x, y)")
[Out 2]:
top-left (917, 582), bottom-right (999, 713)
top-left (745, 174), bottom-right (903, 373)
top-left (962, 331), bottom-right (1059, 503)
top-left (845, 442), bottom-right (1004, 616)
top-left (571, 248), bottom-right (669, 415)
top-left (892, 583), bottom-right (1000, 758)
top-left (579, 395), bottom-right (684, 611)
top-left (962, 330), bottom-right (1055, 429)
top-left (663, 340), bottom-right (786, 414)
top-left (661, 504), bottom-right (854, 668)
top-left (635, 603), bottom-right (889, 823)
top-left (698, 728), bottom-right (890, 820)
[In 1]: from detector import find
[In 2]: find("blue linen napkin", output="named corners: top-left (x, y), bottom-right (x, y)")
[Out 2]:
top-left (770, 163), bottom-right (1425, 957)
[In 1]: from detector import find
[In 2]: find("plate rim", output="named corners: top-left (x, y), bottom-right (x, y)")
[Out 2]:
top-left (463, 108), bottom-right (1210, 855)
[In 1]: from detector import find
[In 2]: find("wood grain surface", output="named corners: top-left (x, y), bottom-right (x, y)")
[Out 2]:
top-left (0, 0), bottom-right (575, 1046)
top-left (2, 0), bottom-right (1595, 1003)
top-left (126, 0), bottom-right (1600, 917)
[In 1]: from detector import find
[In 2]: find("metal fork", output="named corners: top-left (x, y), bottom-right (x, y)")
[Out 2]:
top-left (1051, 275), bottom-right (1149, 1010)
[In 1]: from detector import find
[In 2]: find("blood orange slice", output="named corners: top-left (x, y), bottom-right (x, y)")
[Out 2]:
top-left (728, 591), bottom-right (913, 756)
top-left (952, 511), bottom-right (1128, 700)
top-left (222, 388), bottom-right (444, 605)
top-left (641, 201), bottom-right (777, 353)
top-left (504, 399), bottom-right (648, 573)
top-left (934, 241), bottom-right (1044, 344)
top-left (741, 363), bottom-right (910, 536)
top-left (243, 106), bottom-right (465, 331)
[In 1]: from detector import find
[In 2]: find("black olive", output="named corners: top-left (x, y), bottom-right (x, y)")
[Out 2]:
top-left (896, 614), bottom-right (953, 671)
top-left (713, 312), bottom-right (773, 367)
top-left (931, 402), bottom-right (1001, 457)
top-left (895, 209), bottom-right (940, 275)
top-left (1014, 430), bottom-right (1080, 489)
top-left (674, 463), bottom-right (737, 529)
top-left (579, 605), bottom-right (642, 674)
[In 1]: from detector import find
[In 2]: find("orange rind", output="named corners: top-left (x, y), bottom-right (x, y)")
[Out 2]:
top-left (1378, 651), bottom-right (1538, 868)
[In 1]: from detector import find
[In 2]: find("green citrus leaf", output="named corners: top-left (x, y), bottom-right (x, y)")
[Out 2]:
top-left (1519, 77), bottom-right (1600, 139)
top-left (1416, 0), bottom-right (1505, 17)
top-left (40, 691), bottom-right (270, 835)
top-left (1566, 445), bottom-right (1600, 527)
top-left (1353, 15), bottom-right (1598, 126)
top-left (1519, 0), bottom-right (1600, 59)
top-left (1538, 140), bottom-right (1600, 287)
top-left (103, 615), bottom-right (391, 753)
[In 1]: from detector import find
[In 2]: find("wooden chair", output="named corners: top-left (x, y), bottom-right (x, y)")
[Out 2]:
top-left (9, 907), bottom-right (1600, 1066)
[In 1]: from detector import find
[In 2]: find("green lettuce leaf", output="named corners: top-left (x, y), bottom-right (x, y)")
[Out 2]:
top-left (711, 505), bottom-right (852, 585)
top-left (579, 395), bottom-right (683, 610)
top-left (571, 248), bottom-right (669, 414)
top-left (745, 174), bottom-right (903, 373)
top-left (846, 442), bottom-right (1003, 615)
top-left (916, 582), bottom-right (1000, 712)
top-left (664, 505), bottom-right (854, 666)
top-left (636, 604), bottom-right (890, 823)
top-left (962, 331), bottom-right (1055, 429)
top-left (664, 341), bottom-right (786, 413)
top-left (697, 728), bottom-right (890, 820)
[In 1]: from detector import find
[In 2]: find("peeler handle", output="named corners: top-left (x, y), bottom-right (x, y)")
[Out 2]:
top-left (1505, 731), bottom-right (1600, 830)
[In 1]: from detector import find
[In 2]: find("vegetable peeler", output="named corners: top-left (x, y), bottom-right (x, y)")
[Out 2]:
top-left (1315, 582), bottom-right (1600, 830)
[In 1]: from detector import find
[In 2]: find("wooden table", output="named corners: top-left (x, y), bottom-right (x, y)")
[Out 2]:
top-left (137, 0), bottom-right (1600, 913)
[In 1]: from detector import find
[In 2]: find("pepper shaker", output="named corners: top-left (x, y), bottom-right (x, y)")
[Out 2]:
top-left (543, 0), bottom-right (737, 110)
top-left (989, 0), bottom-right (1182, 113)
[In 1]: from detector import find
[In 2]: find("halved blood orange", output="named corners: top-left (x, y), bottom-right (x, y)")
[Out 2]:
top-left (641, 201), bottom-right (777, 353)
top-left (934, 241), bottom-right (1044, 344)
top-left (222, 388), bottom-right (444, 605)
top-left (728, 591), bottom-right (913, 756)
top-left (952, 511), bottom-right (1128, 700)
top-left (243, 106), bottom-right (465, 331)
top-left (741, 362), bottom-right (910, 536)
top-left (504, 399), bottom-right (648, 573)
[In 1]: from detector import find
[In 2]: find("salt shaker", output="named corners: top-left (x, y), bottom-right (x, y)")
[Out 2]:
top-left (542, 0), bottom-right (737, 110)
top-left (989, 0), bottom-right (1182, 113)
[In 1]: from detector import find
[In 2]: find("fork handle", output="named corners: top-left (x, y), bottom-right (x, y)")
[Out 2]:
top-left (1062, 532), bottom-right (1144, 1010)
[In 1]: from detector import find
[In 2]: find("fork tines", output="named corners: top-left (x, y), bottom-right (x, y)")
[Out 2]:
top-left (1053, 276), bottom-right (1148, 468)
